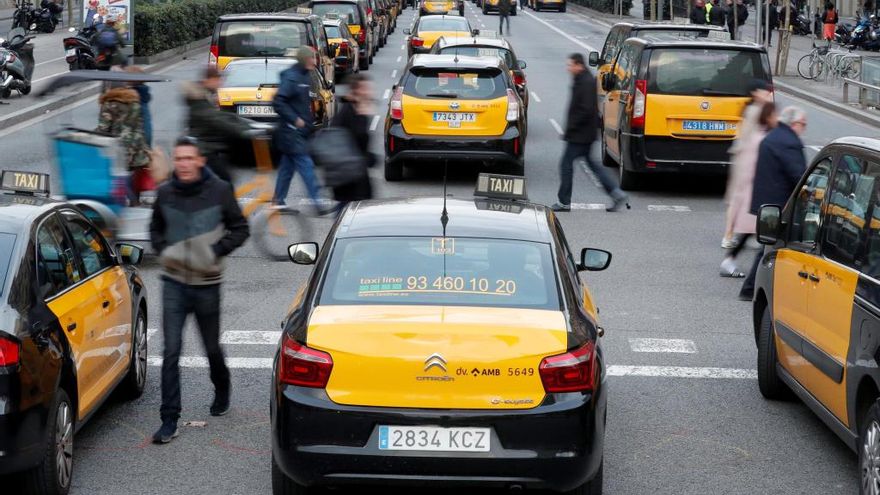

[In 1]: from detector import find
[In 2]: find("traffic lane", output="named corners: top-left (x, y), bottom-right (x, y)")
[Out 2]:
top-left (0, 29), bottom-right (75, 114)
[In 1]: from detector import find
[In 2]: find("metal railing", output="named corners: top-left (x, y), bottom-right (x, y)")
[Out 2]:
top-left (843, 78), bottom-right (880, 109)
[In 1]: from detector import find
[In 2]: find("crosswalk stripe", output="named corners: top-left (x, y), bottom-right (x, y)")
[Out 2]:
top-left (221, 331), bottom-right (279, 345)
top-left (607, 365), bottom-right (756, 380)
top-left (628, 338), bottom-right (697, 354)
top-left (147, 356), bottom-right (273, 369)
top-left (647, 205), bottom-right (692, 212)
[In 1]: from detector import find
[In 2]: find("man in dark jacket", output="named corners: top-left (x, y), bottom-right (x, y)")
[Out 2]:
top-left (763, 0), bottom-right (780, 45)
top-left (149, 136), bottom-right (250, 443)
top-left (499, 0), bottom-right (512, 35)
top-left (552, 53), bottom-right (628, 213)
top-left (329, 74), bottom-right (376, 213)
top-left (272, 46), bottom-right (324, 211)
top-left (727, 0), bottom-right (749, 39)
top-left (690, 0), bottom-right (709, 24)
top-left (739, 106), bottom-right (808, 301)
top-left (709, 0), bottom-right (727, 25)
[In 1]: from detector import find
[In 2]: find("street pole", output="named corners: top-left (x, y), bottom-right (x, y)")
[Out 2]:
top-left (669, 0), bottom-right (674, 20)
top-left (733, 1), bottom-right (738, 39)
top-left (756, 0), bottom-right (763, 44)
top-left (651, 0), bottom-right (657, 20)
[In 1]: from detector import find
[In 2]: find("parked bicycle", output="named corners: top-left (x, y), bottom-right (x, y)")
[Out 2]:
top-left (797, 38), bottom-right (861, 80)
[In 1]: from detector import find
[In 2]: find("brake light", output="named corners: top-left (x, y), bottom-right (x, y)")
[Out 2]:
top-left (209, 44), bottom-right (219, 67)
top-left (410, 36), bottom-right (424, 47)
top-left (513, 73), bottom-right (525, 86)
top-left (279, 334), bottom-right (333, 388)
top-left (339, 41), bottom-right (349, 50)
top-left (389, 135), bottom-right (395, 152)
top-left (514, 137), bottom-right (519, 155)
top-left (632, 79), bottom-right (647, 129)
top-left (64, 39), bottom-right (77, 48)
top-left (506, 88), bottom-right (518, 122)
top-left (539, 341), bottom-right (596, 393)
top-left (390, 87), bottom-right (403, 120)
top-left (0, 335), bottom-right (20, 367)
top-left (357, 30), bottom-right (366, 44)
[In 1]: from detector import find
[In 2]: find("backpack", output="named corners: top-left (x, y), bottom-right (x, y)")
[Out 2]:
top-left (96, 28), bottom-right (118, 50)
top-left (311, 127), bottom-right (368, 187)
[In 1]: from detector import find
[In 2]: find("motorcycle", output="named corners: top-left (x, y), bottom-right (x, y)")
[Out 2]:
top-left (835, 22), bottom-right (854, 44)
top-left (63, 25), bottom-right (99, 70)
top-left (33, 0), bottom-right (63, 33)
top-left (10, 0), bottom-right (35, 31)
top-left (0, 27), bottom-right (36, 98)
top-left (850, 16), bottom-right (873, 47)
top-left (791, 12), bottom-right (813, 35)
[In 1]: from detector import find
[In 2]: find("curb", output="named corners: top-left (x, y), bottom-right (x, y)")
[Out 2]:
top-left (772, 79), bottom-right (880, 127)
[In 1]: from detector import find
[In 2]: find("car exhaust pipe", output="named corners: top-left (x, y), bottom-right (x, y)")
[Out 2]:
top-left (0, 74), bottom-right (13, 89)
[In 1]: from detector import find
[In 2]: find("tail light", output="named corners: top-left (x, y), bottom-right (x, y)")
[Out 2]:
top-left (514, 137), bottom-right (519, 155)
top-left (279, 334), bottom-right (333, 388)
top-left (339, 41), bottom-right (349, 50)
top-left (390, 86), bottom-right (404, 120)
top-left (209, 44), bottom-right (219, 67)
top-left (513, 73), bottom-right (525, 86)
top-left (539, 341), bottom-right (596, 393)
top-left (631, 79), bottom-right (647, 129)
top-left (0, 335), bottom-right (20, 367)
top-left (357, 30), bottom-right (366, 44)
top-left (410, 36), bottom-right (424, 47)
top-left (505, 88), bottom-right (519, 122)
top-left (63, 39), bottom-right (77, 48)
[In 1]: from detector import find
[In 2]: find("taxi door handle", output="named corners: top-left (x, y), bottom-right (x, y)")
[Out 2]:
top-left (102, 300), bottom-right (110, 309)
top-left (797, 271), bottom-right (809, 279)
top-left (809, 274), bottom-right (821, 283)
top-left (67, 322), bottom-right (77, 332)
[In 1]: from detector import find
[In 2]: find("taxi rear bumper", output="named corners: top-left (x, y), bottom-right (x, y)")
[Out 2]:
top-left (385, 122), bottom-right (523, 165)
top-left (0, 404), bottom-right (49, 475)
top-left (271, 378), bottom-right (606, 491)
top-left (623, 133), bottom-right (731, 175)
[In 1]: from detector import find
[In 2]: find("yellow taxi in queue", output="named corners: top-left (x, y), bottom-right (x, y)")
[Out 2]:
top-left (752, 138), bottom-right (880, 493)
top-left (420, 0), bottom-right (465, 16)
top-left (322, 17), bottom-right (361, 77)
top-left (270, 174), bottom-right (610, 494)
top-left (482, 0), bottom-right (518, 15)
top-left (404, 15), bottom-right (475, 58)
top-left (0, 171), bottom-right (148, 495)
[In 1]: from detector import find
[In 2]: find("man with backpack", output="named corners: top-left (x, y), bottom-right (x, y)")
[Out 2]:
top-left (95, 14), bottom-right (125, 69)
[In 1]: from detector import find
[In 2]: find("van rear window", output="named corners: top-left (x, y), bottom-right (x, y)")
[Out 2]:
top-left (405, 68), bottom-right (506, 100)
top-left (219, 21), bottom-right (310, 58)
top-left (648, 49), bottom-right (770, 97)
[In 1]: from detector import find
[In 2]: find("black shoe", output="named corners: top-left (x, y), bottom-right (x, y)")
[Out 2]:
top-left (606, 195), bottom-right (631, 212)
top-left (152, 420), bottom-right (179, 444)
top-left (550, 203), bottom-right (571, 212)
top-left (210, 390), bottom-right (231, 417)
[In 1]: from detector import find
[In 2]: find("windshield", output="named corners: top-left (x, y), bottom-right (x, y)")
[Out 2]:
top-left (0, 233), bottom-right (15, 297)
top-left (648, 48), bottom-right (771, 96)
top-left (418, 18), bottom-right (470, 32)
top-left (223, 62), bottom-right (291, 87)
top-left (218, 21), bottom-right (310, 58)
top-left (318, 237), bottom-right (560, 310)
top-left (405, 68), bottom-right (506, 99)
top-left (312, 3), bottom-right (361, 25)
top-left (438, 46), bottom-right (514, 69)
top-left (324, 25), bottom-right (342, 38)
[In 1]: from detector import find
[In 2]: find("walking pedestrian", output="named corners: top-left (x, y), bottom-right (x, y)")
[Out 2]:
top-left (183, 66), bottom-right (255, 183)
top-left (763, 0), bottom-right (780, 45)
top-left (499, 0), bottom-right (512, 35)
top-left (822, 1), bottom-right (839, 40)
top-left (690, 0), bottom-right (709, 24)
top-left (727, 0), bottom-right (749, 39)
top-left (739, 106), bottom-right (808, 300)
top-left (551, 53), bottom-right (629, 213)
top-left (149, 136), bottom-right (250, 444)
top-left (125, 66), bottom-right (152, 147)
top-left (329, 74), bottom-right (376, 214)
top-left (272, 46), bottom-right (326, 213)
top-left (96, 81), bottom-right (151, 205)
top-left (720, 102), bottom-right (777, 278)
top-left (709, 0), bottom-right (727, 26)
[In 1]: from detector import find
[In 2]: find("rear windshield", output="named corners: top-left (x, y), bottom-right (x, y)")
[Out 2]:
top-left (634, 28), bottom-right (729, 40)
top-left (223, 62), bottom-right (290, 87)
top-left (648, 48), bottom-right (770, 97)
top-left (312, 3), bottom-right (362, 25)
top-left (437, 46), bottom-right (514, 69)
top-left (319, 237), bottom-right (560, 310)
top-left (405, 68), bottom-right (506, 99)
top-left (0, 233), bottom-right (15, 297)
top-left (218, 21), bottom-right (310, 58)
top-left (324, 25), bottom-right (342, 38)
top-left (418, 17), bottom-right (470, 32)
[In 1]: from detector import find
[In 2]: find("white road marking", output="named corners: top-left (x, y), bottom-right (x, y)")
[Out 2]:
top-left (36, 55), bottom-right (68, 67)
top-left (391, 69), bottom-right (398, 78)
top-left (221, 331), bottom-right (280, 345)
top-left (397, 55), bottom-right (402, 62)
top-left (147, 328), bottom-right (158, 342)
top-left (548, 118), bottom-right (563, 135)
top-left (401, 43), bottom-right (406, 50)
top-left (147, 356), bottom-right (274, 369)
top-left (370, 115), bottom-right (381, 131)
top-left (521, 9), bottom-right (598, 52)
top-left (647, 205), bottom-right (692, 212)
top-left (570, 203), bottom-right (606, 210)
top-left (382, 88), bottom-right (391, 100)
top-left (529, 91), bottom-right (541, 102)
top-left (607, 365), bottom-right (757, 380)
top-left (808, 145), bottom-right (822, 151)
top-left (628, 338), bottom-right (697, 354)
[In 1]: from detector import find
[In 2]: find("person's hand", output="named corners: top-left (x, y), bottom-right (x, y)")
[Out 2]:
top-left (295, 118), bottom-right (305, 128)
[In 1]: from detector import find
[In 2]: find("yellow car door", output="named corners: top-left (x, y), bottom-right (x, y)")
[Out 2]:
top-left (603, 43), bottom-right (636, 161)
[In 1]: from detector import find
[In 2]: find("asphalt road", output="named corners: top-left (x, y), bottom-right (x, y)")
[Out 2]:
top-left (1, 4), bottom-right (876, 494)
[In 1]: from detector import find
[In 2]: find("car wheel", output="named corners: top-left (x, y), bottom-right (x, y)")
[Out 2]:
top-left (860, 401), bottom-right (880, 495)
top-left (121, 308), bottom-right (147, 399)
top-left (510, 158), bottom-right (524, 176)
top-left (618, 160), bottom-right (639, 190)
top-left (482, 6), bottom-right (488, 13)
top-left (537, 2), bottom-right (543, 9)
top-left (560, 3), bottom-right (566, 11)
top-left (359, 55), bottom-right (368, 71)
top-left (385, 158), bottom-right (404, 181)
top-left (757, 305), bottom-right (788, 400)
top-left (23, 389), bottom-right (74, 495)
top-left (564, 461), bottom-right (603, 494)
top-left (272, 455), bottom-right (309, 495)
top-left (1, 87), bottom-right (11, 99)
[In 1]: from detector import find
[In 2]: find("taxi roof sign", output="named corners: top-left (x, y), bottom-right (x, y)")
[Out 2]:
top-left (474, 173), bottom-right (527, 201)
top-left (296, 6), bottom-right (313, 14)
top-left (1, 170), bottom-right (50, 196)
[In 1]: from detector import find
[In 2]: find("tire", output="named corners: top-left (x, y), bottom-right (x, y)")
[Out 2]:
top-left (482, 6), bottom-right (488, 14)
top-left (757, 305), bottom-right (788, 400)
top-left (23, 389), bottom-right (74, 495)
top-left (797, 54), bottom-right (817, 79)
top-left (560, 3), bottom-right (566, 11)
top-left (859, 400), bottom-right (880, 495)
top-left (565, 461), bottom-right (603, 494)
top-left (618, 162), bottom-right (639, 190)
top-left (272, 456), bottom-right (309, 495)
top-left (509, 159), bottom-right (525, 176)
top-left (359, 54), bottom-right (369, 71)
top-left (384, 158), bottom-right (403, 181)
top-left (120, 309), bottom-right (147, 399)
top-left (21, 84), bottom-right (31, 96)
top-left (1, 88), bottom-right (11, 99)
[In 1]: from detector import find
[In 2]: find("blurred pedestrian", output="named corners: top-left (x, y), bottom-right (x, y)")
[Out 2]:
top-left (499, 0), bottom-right (512, 35)
top-left (149, 136), bottom-right (250, 444)
top-left (125, 66), bottom-right (152, 146)
top-left (822, 1), bottom-right (838, 40)
top-left (763, 0), bottom-right (780, 45)
top-left (551, 53), bottom-right (629, 213)
top-left (96, 81), bottom-right (152, 205)
top-left (720, 101), bottom-right (777, 278)
top-left (709, 0), bottom-right (727, 26)
top-left (329, 74), bottom-right (376, 214)
top-left (739, 106), bottom-right (808, 300)
top-left (183, 66), bottom-right (255, 183)
top-left (96, 14), bottom-right (125, 69)
top-left (272, 46), bottom-right (326, 213)
top-left (727, 0), bottom-right (749, 39)
top-left (690, 0), bottom-right (709, 24)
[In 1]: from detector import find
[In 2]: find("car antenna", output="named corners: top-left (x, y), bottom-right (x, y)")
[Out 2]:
top-left (441, 158), bottom-right (449, 277)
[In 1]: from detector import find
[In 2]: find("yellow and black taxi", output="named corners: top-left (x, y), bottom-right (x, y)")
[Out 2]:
top-left (752, 138), bottom-right (880, 494)
top-left (404, 15), bottom-right (474, 58)
top-left (431, 36), bottom-right (529, 112)
top-left (309, 0), bottom-right (375, 70)
top-left (322, 16), bottom-right (361, 77)
top-left (0, 171), bottom-right (148, 495)
top-left (420, 0), bottom-right (465, 16)
top-left (270, 174), bottom-right (609, 495)
top-left (598, 36), bottom-right (771, 189)
top-left (481, 0), bottom-right (518, 15)
top-left (526, 0), bottom-right (565, 12)
top-left (384, 55), bottom-right (526, 181)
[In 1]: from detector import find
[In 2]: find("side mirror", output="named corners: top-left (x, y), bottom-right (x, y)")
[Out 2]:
top-left (757, 205), bottom-right (782, 245)
top-left (517, 59), bottom-right (527, 69)
top-left (472, 29), bottom-right (480, 35)
top-left (403, 27), bottom-right (411, 34)
top-left (578, 248), bottom-right (612, 271)
top-left (116, 242), bottom-right (144, 266)
top-left (601, 73), bottom-right (616, 91)
top-left (588, 51), bottom-right (600, 67)
top-left (288, 242), bottom-right (319, 265)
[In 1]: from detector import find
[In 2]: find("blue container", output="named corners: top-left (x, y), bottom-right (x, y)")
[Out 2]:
top-left (53, 128), bottom-right (125, 207)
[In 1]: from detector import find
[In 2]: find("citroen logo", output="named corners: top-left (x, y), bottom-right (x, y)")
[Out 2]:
top-left (424, 353), bottom-right (448, 373)
top-left (700, 101), bottom-right (710, 111)
top-left (449, 102), bottom-right (460, 110)
top-left (256, 92), bottom-right (263, 100)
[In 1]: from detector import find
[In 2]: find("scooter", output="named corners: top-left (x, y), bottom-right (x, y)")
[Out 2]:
top-left (33, 0), bottom-right (63, 33)
top-left (10, 0), bottom-right (35, 31)
top-left (63, 25), bottom-right (99, 70)
top-left (0, 27), bottom-right (36, 98)
top-left (791, 12), bottom-right (812, 35)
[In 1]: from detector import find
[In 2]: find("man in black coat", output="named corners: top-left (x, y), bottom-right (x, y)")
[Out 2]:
top-left (551, 53), bottom-right (628, 213)
top-left (690, 0), bottom-right (709, 24)
top-left (499, 0), bottom-right (512, 35)
top-left (709, 0), bottom-right (727, 25)
top-left (739, 106), bottom-right (808, 300)
top-left (727, 0), bottom-right (749, 39)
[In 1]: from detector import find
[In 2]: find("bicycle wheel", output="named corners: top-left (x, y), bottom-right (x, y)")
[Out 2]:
top-left (844, 57), bottom-right (861, 79)
top-left (798, 54), bottom-right (817, 79)
top-left (809, 57), bottom-right (825, 80)
top-left (251, 207), bottom-right (317, 261)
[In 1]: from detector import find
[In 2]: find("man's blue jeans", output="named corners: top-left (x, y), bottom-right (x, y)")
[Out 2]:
top-left (273, 152), bottom-right (321, 206)
top-left (557, 141), bottom-right (623, 206)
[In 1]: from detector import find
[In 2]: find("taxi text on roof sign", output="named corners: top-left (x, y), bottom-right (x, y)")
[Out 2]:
top-left (474, 173), bottom-right (527, 201)
top-left (1, 170), bottom-right (50, 196)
